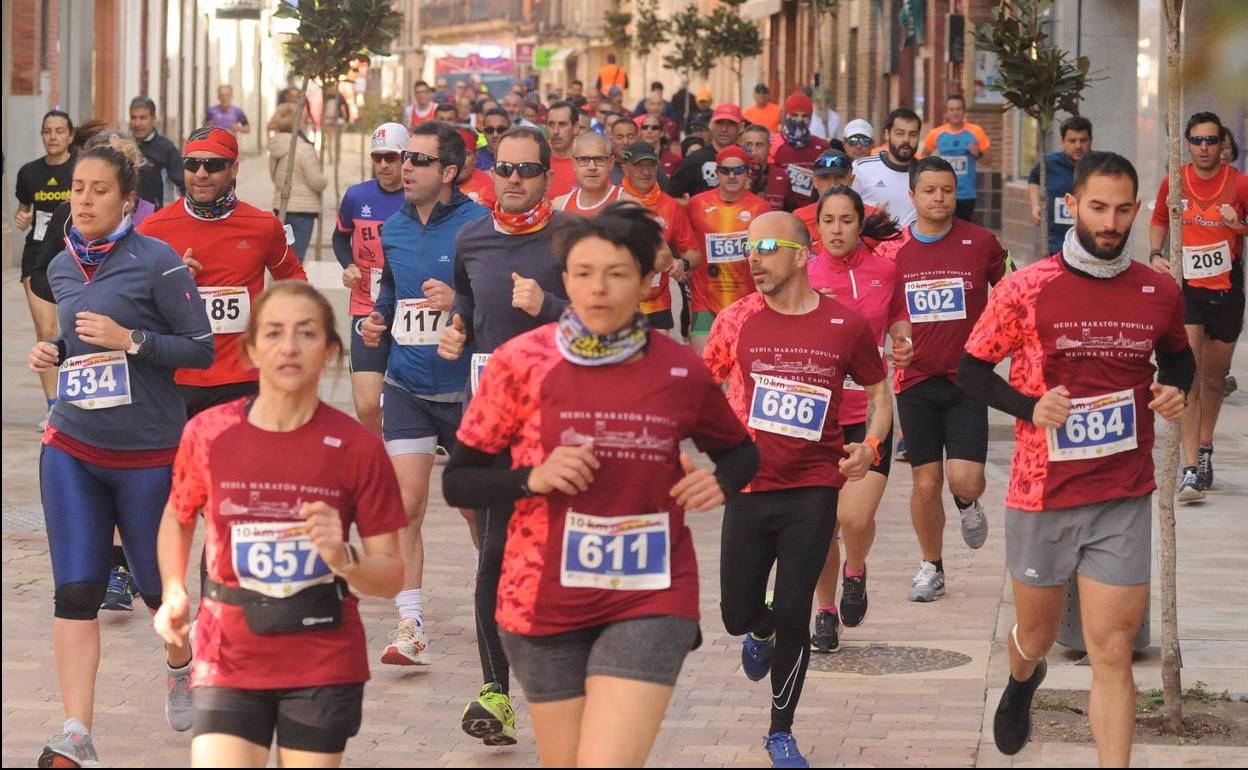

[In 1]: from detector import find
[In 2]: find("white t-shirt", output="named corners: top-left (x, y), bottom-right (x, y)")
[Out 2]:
top-left (851, 153), bottom-right (916, 227)
top-left (811, 109), bottom-right (842, 142)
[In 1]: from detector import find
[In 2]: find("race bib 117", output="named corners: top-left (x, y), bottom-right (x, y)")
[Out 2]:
top-left (392, 298), bottom-right (445, 346)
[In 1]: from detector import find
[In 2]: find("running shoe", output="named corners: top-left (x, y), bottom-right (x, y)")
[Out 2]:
top-left (380, 618), bottom-right (430, 666)
top-left (763, 731), bottom-right (810, 768)
top-left (1197, 445), bottom-right (1213, 491)
top-left (38, 718), bottom-right (99, 768)
top-left (958, 498), bottom-right (989, 550)
top-left (992, 659), bottom-right (1048, 755)
top-left (894, 435), bottom-right (909, 463)
top-left (461, 682), bottom-right (518, 746)
top-left (742, 630), bottom-right (777, 681)
top-left (839, 566), bottom-right (869, 627)
top-left (810, 610), bottom-right (840, 654)
top-left (908, 561), bottom-right (946, 602)
top-left (1178, 466), bottom-right (1205, 504)
top-left (100, 565), bottom-right (135, 612)
top-left (435, 444), bottom-right (450, 465)
top-left (166, 661), bottom-right (193, 732)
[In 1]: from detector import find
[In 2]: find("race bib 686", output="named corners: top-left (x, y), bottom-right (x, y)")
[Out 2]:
top-left (747, 374), bottom-right (832, 442)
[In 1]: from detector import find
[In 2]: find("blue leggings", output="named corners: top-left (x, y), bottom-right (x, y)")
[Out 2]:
top-left (40, 444), bottom-right (171, 619)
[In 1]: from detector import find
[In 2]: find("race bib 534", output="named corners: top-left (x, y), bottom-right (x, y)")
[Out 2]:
top-left (58, 351), bottom-right (132, 410)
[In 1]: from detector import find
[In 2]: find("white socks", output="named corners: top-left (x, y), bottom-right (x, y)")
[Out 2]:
top-left (396, 589), bottom-right (423, 625)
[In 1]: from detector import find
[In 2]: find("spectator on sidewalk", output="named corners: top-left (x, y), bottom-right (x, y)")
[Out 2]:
top-left (267, 103), bottom-right (328, 261)
top-left (596, 53), bottom-right (629, 96)
top-left (205, 84), bottom-right (249, 133)
top-left (128, 96), bottom-right (184, 209)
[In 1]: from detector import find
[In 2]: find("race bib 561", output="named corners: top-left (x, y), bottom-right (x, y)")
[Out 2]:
top-left (231, 521), bottom-right (333, 598)
top-left (705, 231), bottom-right (748, 264)
top-left (58, 351), bottom-right (132, 410)
top-left (1046, 389), bottom-right (1137, 462)
top-left (905, 278), bottom-right (967, 323)
top-left (747, 374), bottom-right (832, 442)
top-left (560, 511), bottom-right (671, 591)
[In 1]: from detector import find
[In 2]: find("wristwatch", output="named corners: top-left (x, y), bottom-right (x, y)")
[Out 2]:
top-left (863, 436), bottom-right (884, 467)
top-left (332, 542), bottom-right (360, 576)
top-left (127, 329), bottom-right (147, 355)
top-left (1148, 249), bottom-right (1165, 261)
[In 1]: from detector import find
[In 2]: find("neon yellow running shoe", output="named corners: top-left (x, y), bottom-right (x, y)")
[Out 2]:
top-left (461, 682), bottom-right (517, 746)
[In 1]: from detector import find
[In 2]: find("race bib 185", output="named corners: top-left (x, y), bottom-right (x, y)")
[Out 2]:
top-left (58, 351), bottom-right (132, 410)
top-left (705, 231), bottom-right (748, 264)
top-left (905, 277), bottom-right (967, 323)
top-left (231, 521), bottom-right (333, 599)
top-left (1182, 241), bottom-right (1231, 281)
top-left (1046, 389), bottom-right (1137, 462)
top-left (747, 374), bottom-right (832, 442)
top-left (199, 286), bottom-right (251, 334)
top-left (560, 511), bottom-right (671, 591)
top-left (392, 298), bottom-right (445, 346)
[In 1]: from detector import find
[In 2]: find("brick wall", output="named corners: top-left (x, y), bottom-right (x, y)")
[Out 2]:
top-left (10, 0), bottom-right (40, 96)
top-left (46, 0), bottom-right (60, 108)
top-left (94, 0), bottom-right (119, 121)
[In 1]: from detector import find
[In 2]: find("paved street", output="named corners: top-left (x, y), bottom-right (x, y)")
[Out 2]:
top-left (2, 150), bottom-right (1245, 767)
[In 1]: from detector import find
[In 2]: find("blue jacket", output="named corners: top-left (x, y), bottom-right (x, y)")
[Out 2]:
top-left (47, 229), bottom-right (214, 451)
top-left (1028, 151), bottom-right (1078, 255)
top-left (374, 190), bottom-right (489, 397)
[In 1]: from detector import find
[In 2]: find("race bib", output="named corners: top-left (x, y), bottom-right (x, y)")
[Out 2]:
top-left (1053, 197), bottom-right (1074, 225)
top-left (905, 278), bottom-right (967, 323)
top-left (392, 298), bottom-right (445, 346)
top-left (560, 511), bottom-right (671, 591)
top-left (787, 164), bottom-right (815, 197)
top-left (1046, 389), bottom-right (1137, 462)
top-left (1181, 241), bottom-right (1231, 281)
top-left (470, 353), bottom-right (491, 394)
top-left (948, 155), bottom-right (970, 175)
top-left (34, 210), bottom-right (52, 242)
top-left (199, 286), bottom-right (251, 334)
top-left (369, 267), bottom-right (383, 302)
top-left (231, 521), bottom-right (334, 598)
top-left (705, 231), bottom-right (748, 264)
top-left (58, 351), bottom-right (132, 410)
top-left (283, 224), bottom-right (296, 245)
top-left (747, 374), bottom-right (832, 442)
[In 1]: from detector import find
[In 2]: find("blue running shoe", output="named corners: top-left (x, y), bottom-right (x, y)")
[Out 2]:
top-left (100, 565), bottom-right (134, 612)
top-left (742, 631), bottom-right (776, 681)
top-left (764, 732), bottom-right (809, 768)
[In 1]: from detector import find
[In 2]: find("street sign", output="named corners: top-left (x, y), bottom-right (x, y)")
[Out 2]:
top-left (534, 47), bottom-right (559, 70)
top-left (516, 42), bottom-right (535, 67)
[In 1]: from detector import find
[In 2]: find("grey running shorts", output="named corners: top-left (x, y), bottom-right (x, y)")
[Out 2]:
top-left (1005, 495), bottom-right (1152, 587)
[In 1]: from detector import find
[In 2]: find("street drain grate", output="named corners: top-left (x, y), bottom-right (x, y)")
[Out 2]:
top-left (807, 644), bottom-right (972, 676)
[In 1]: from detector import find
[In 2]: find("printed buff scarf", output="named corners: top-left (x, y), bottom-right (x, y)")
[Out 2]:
top-left (492, 197), bottom-right (554, 235)
top-left (1060, 225), bottom-right (1132, 279)
top-left (555, 307), bottom-right (650, 366)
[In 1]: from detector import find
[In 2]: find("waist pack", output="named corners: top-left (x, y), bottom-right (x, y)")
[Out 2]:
top-left (204, 576), bottom-right (349, 636)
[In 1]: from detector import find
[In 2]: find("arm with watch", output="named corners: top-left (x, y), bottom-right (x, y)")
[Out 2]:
top-left (301, 500), bottom-right (403, 598)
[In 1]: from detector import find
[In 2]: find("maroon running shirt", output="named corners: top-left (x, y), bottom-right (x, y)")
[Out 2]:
top-left (169, 400), bottom-right (406, 689)
top-left (703, 293), bottom-right (886, 491)
top-left (890, 218), bottom-right (1007, 392)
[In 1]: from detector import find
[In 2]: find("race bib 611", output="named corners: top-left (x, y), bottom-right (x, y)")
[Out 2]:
top-left (58, 351), bottom-right (132, 410)
top-left (905, 277), bottom-right (967, 323)
top-left (1046, 389), bottom-right (1137, 462)
top-left (231, 521), bottom-right (333, 598)
top-left (560, 511), bottom-right (671, 591)
top-left (747, 374), bottom-right (832, 442)
top-left (705, 231), bottom-right (748, 264)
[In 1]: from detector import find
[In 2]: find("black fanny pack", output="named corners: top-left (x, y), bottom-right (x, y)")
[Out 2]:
top-left (204, 577), bottom-right (349, 636)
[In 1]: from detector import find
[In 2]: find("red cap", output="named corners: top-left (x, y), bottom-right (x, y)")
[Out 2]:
top-left (183, 127), bottom-right (239, 160)
top-left (455, 126), bottom-right (479, 150)
top-left (710, 103), bottom-right (743, 124)
top-left (784, 93), bottom-right (813, 115)
top-left (716, 145), bottom-right (750, 166)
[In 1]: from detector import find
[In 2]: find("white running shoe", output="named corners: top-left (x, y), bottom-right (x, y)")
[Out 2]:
top-left (908, 561), bottom-right (946, 602)
top-left (380, 618), bottom-right (430, 665)
top-left (959, 498), bottom-right (989, 549)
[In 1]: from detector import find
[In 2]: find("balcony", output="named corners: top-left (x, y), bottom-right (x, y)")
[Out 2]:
top-left (421, 0), bottom-right (525, 29)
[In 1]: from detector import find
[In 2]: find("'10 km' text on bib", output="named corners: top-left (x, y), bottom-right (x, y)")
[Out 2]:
top-left (560, 511), bottom-right (671, 591)
top-left (1046, 389), bottom-right (1137, 461)
top-left (231, 521), bottom-right (333, 599)
top-left (199, 286), bottom-right (251, 334)
top-left (748, 373), bottom-right (832, 442)
top-left (705, 231), bottom-right (748, 264)
top-left (905, 277), bottom-right (967, 323)
top-left (392, 298), bottom-right (445, 346)
top-left (58, 351), bottom-right (132, 410)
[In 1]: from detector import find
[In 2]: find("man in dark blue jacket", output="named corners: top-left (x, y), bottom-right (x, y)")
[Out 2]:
top-left (1028, 116), bottom-right (1093, 258)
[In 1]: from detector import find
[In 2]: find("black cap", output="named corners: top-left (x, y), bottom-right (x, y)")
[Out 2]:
top-left (813, 149), bottom-right (854, 177)
top-left (624, 141), bottom-right (660, 163)
top-left (754, 83), bottom-right (770, 94)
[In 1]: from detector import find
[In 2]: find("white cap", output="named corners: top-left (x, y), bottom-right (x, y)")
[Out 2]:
top-left (371, 122), bottom-right (410, 154)
top-left (844, 119), bottom-right (874, 139)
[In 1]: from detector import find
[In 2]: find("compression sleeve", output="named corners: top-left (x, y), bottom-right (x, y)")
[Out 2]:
top-left (1156, 345), bottom-right (1196, 394)
top-left (442, 443), bottom-right (533, 509)
top-left (957, 352), bottom-right (1038, 422)
top-left (332, 227), bottom-right (354, 268)
top-left (707, 438), bottom-right (759, 500)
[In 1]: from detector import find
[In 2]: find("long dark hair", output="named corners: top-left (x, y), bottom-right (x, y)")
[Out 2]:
top-left (815, 185), bottom-right (901, 244)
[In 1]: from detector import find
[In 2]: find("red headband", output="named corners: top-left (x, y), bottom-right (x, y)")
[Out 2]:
top-left (716, 145), bottom-right (750, 166)
top-left (184, 128), bottom-right (239, 160)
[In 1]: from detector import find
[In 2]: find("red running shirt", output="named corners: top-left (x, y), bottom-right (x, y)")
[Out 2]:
top-left (456, 327), bottom-right (746, 636)
top-left (1149, 164), bottom-right (1248, 291)
top-left (555, 185), bottom-right (624, 216)
top-left (703, 293), bottom-right (886, 491)
top-left (168, 400), bottom-right (406, 689)
top-left (965, 257), bottom-right (1188, 511)
top-left (686, 189), bottom-right (773, 314)
top-left (548, 156), bottom-right (578, 200)
top-left (639, 192), bottom-right (700, 316)
top-left (889, 219), bottom-right (1006, 393)
top-left (139, 199), bottom-right (308, 387)
top-left (460, 168), bottom-right (498, 211)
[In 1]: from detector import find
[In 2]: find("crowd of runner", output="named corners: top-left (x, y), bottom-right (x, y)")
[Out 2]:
top-left (14, 71), bottom-right (1245, 769)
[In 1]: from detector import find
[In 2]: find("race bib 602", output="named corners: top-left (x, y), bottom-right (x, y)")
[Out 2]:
top-left (905, 277), bottom-right (967, 323)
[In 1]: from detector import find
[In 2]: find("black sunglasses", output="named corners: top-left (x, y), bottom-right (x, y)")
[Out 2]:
top-left (401, 150), bottom-right (442, 167)
top-left (717, 164), bottom-right (750, 176)
top-left (183, 157), bottom-right (231, 174)
top-left (1186, 135), bottom-right (1221, 146)
top-left (845, 136), bottom-right (873, 146)
top-left (493, 161), bottom-right (547, 179)
top-left (641, 123), bottom-right (663, 131)
top-left (481, 126), bottom-right (509, 135)
top-left (371, 152), bottom-right (401, 164)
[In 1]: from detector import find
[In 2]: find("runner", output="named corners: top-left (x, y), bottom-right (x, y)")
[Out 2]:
top-left (686, 145), bottom-right (773, 354)
top-left (404, 80), bottom-right (437, 129)
top-left (1147, 111), bottom-right (1248, 501)
top-left (153, 281), bottom-right (406, 768)
top-left (453, 125), bottom-right (498, 209)
top-left (205, 84), bottom-right (249, 133)
top-left (129, 96), bottom-right (185, 209)
top-left (554, 132), bottom-right (624, 215)
top-left (744, 83), bottom-right (782, 132)
top-left (545, 101), bottom-right (579, 199)
top-left (357, 121), bottom-right (489, 667)
top-left (605, 115), bottom-right (640, 186)
top-left (842, 119), bottom-right (875, 162)
top-left (437, 125), bottom-right (573, 746)
top-left (621, 141), bottom-right (702, 333)
top-left (806, 186), bottom-right (912, 653)
top-left (1028, 117), bottom-right (1093, 259)
top-left (922, 95), bottom-right (990, 222)
top-left (443, 202), bottom-right (758, 766)
top-left (139, 126), bottom-right (308, 419)
top-left (333, 122), bottom-right (410, 433)
top-left (891, 156), bottom-right (1007, 601)
top-left (16, 110), bottom-right (77, 430)
top-left (961, 151), bottom-right (1192, 765)
top-left (477, 108), bottom-right (511, 171)
top-left (30, 133), bottom-right (214, 767)
top-left (704, 210), bottom-right (891, 768)
top-left (669, 102), bottom-right (745, 199)
top-left (793, 150), bottom-right (868, 252)
top-left (852, 108), bottom-right (922, 226)
top-left (772, 92), bottom-right (830, 211)
top-left (636, 114), bottom-right (682, 176)
top-left (742, 125), bottom-right (793, 212)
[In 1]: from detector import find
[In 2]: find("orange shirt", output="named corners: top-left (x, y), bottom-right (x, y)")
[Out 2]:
top-left (638, 192), bottom-right (700, 315)
top-left (459, 168), bottom-right (497, 210)
top-left (743, 102), bottom-right (782, 132)
top-left (1150, 164), bottom-right (1248, 291)
top-left (686, 189), bottom-right (773, 314)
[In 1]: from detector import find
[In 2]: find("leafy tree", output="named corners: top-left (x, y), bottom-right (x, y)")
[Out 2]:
top-left (273, 0), bottom-right (402, 226)
top-left (663, 4), bottom-right (715, 131)
top-left (974, 0), bottom-right (1096, 262)
top-left (632, 0), bottom-right (669, 93)
top-left (706, 0), bottom-right (764, 104)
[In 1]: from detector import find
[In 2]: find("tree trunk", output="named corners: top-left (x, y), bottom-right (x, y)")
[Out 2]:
top-left (1034, 120), bottom-right (1049, 265)
top-left (278, 75), bottom-right (312, 225)
top-left (1159, 0), bottom-right (1185, 735)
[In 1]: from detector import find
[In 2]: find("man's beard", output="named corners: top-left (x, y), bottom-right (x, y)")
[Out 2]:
top-left (1075, 220), bottom-right (1132, 260)
top-left (889, 141), bottom-right (915, 161)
